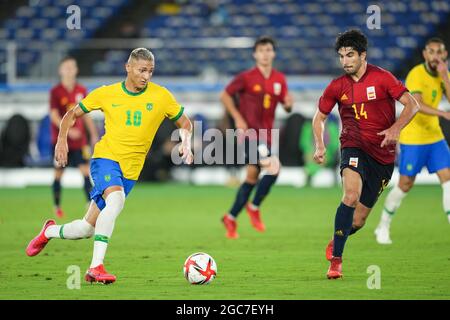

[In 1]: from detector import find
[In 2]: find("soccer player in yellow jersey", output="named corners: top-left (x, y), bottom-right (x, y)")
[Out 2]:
top-left (375, 38), bottom-right (450, 244)
top-left (25, 48), bottom-right (194, 284)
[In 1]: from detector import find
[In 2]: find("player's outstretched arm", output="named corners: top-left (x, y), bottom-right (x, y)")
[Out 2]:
top-left (174, 113), bottom-right (194, 165)
top-left (220, 90), bottom-right (247, 130)
top-left (412, 93), bottom-right (450, 120)
top-left (378, 92), bottom-right (419, 148)
top-left (55, 105), bottom-right (85, 167)
top-left (312, 110), bottom-right (328, 164)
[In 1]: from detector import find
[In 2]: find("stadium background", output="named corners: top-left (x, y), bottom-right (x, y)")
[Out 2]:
top-left (1, 0), bottom-right (449, 188)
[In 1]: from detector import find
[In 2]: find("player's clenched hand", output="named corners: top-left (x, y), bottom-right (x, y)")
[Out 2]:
top-left (437, 60), bottom-right (449, 80)
top-left (54, 140), bottom-right (69, 167)
top-left (313, 146), bottom-right (326, 164)
top-left (235, 117), bottom-right (248, 130)
top-left (179, 144), bottom-right (193, 165)
top-left (378, 126), bottom-right (400, 148)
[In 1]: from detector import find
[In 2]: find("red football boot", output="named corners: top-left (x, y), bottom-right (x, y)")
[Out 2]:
top-left (327, 257), bottom-right (343, 279)
top-left (325, 239), bottom-right (334, 261)
top-left (245, 204), bottom-right (266, 232)
top-left (25, 219), bottom-right (56, 257)
top-left (55, 207), bottom-right (65, 218)
top-left (85, 264), bottom-right (116, 284)
top-left (222, 214), bottom-right (239, 239)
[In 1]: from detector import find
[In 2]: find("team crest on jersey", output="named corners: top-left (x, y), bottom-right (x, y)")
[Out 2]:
top-left (146, 103), bottom-right (153, 111)
top-left (253, 84), bottom-right (262, 92)
top-left (366, 86), bottom-right (376, 100)
top-left (273, 82), bottom-right (281, 96)
top-left (349, 157), bottom-right (359, 168)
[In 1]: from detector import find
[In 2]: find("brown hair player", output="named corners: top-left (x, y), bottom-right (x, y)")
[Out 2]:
top-left (313, 29), bottom-right (419, 279)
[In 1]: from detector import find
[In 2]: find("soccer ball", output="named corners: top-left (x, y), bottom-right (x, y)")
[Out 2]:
top-left (183, 252), bottom-right (217, 285)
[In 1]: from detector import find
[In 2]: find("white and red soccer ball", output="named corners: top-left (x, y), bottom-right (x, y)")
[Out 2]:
top-left (183, 252), bottom-right (217, 285)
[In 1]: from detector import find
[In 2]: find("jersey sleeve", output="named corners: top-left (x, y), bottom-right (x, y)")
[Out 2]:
top-left (318, 80), bottom-right (338, 115)
top-left (225, 73), bottom-right (245, 95)
top-left (79, 87), bottom-right (104, 113)
top-left (164, 89), bottom-right (184, 121)
top-left (405, 68), bottom-right (423, 95)
top-left (384, 70), bottom-right (408, 100)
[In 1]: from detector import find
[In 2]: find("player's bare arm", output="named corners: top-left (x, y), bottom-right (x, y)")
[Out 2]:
top-left (312, 109), bottom-right (328, 164)
top-left (412, 93), bottom-right (450, 120)
top-left (378, 92), bottom-right (419, 148)
top-left (220, 90), bottom-right (247, 130)
top-left (55, 104), bottom-right (85, 167)
top-left (282, 92), bottom-right (294, 112)
top-left (174, 113), bottom-right (194, 165)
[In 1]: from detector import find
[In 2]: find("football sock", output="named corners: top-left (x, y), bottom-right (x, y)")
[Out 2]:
top-left (252, 174), bottom-right (277, 207)
top-left (83, 176), bottom-right (92, 202)
top-left (380, 185), bottom-right (407, 226)
top-left (45, 219), bottom-right (94, 239)
top-left (441, 180), bottom-right (450, 222)
top-left (229, 182), bottom-right (255, 218)
top-left (52, 179), bottom-right (62, 207)
top-left (332, 202), bottom-right (355, 257)
top-left (90, 191), bottom-right (125, 268)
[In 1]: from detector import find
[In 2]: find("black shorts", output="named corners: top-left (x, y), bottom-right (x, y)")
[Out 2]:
top-left (52, 145), bottom-right (89, 168)
top-left (340, 147), bottom-right (394, 208)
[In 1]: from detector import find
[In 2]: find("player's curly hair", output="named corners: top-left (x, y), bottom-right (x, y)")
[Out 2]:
top-left (335, 29), bottom-right (368, 54)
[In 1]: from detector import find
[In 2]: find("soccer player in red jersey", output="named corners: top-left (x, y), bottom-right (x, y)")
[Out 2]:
top-left (221, 36), bottom-right (293, 239)
top-left (312, 30), bottom-right (419, 279)
top-left (50, 56), bottom-right (98, 218)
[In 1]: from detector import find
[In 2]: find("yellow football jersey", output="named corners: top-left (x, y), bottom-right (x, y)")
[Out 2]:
top-left (79, 81), bottom-right (183, 180)
top-left (400, 63), bottom-right (449, 144)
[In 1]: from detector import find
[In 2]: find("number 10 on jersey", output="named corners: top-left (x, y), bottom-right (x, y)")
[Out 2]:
top-left (126, 110), bottom-right (142, 127)
top-left (351, 103), bottom-right (368, 120)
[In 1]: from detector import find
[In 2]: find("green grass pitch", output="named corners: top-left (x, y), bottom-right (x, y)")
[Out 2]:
top-left (0, 183), bottom-right (449, 300)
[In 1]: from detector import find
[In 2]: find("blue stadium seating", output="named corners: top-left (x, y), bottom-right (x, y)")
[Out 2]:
top-left (0, 0), bottom-right (449, 77)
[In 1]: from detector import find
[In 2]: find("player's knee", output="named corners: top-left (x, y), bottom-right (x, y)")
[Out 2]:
top-left (74, 219), bottom-right (94, 238)
top-left (105, 190), bottom-right (126, 215)
top-left (342, 190), bottom-right (360, 207)
top-left (260, 156), bottom-right (281, 176)
top-left (399, 181), bottom-right (413, 193)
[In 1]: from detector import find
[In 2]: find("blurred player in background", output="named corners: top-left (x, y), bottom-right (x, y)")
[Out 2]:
top-left (313, 30), bottom-right (419, 279)
top-left (26, 48), bottom-right (194, 284)
top-left (50, 56), bottom-right (98, 218)
top-left (375, 38), bottom-right (450, 244)
top-left (221, 36), bottom-right (293, 239)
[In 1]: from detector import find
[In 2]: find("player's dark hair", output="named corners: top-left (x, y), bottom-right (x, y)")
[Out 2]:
top-left (425, 37), bottom-right (445, 47)
top-left (335, 29), bottom-right (368, 55)
top-left (59, 56), bottom-right (76, 65)
top-left (253, 36), bottom-right (276, 52)
top-left (128, 48), bottom-right (155, 63)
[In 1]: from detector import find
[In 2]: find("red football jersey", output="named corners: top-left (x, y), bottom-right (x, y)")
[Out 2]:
top-left (318, 64), bottom-right (408, 164)
top-left (225, 67), bottom-right (288, 145)
top-left (50, 83), bottom-right (88, 150)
